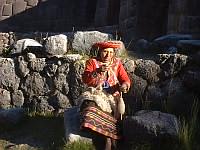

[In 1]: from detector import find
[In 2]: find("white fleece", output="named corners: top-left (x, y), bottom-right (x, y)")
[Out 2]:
top-left (78, 87), bottom-right (117, 113)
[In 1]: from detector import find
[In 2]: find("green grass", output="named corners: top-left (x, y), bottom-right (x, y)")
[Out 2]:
top-left (0, 111), bottom-right (95, 150)
top-left (63, 140), bottom-right (94, 150)
top-left (178, 100), bottom-right (200, 150)
top-left (0, 98), bottom-right (199, 150)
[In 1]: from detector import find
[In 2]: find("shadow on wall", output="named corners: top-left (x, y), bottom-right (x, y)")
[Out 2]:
top-left (135, 0), bottom-right (169, 40)
top-left (0, 0), bottom-right (97, 32)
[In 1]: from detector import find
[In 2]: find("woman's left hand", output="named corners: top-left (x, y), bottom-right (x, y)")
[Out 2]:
top-left (120, 83), bottom-right (129, 93)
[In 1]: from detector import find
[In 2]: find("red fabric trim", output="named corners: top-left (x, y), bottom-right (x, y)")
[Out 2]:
top-left (80, 107), bottom-right (121, 139)
top-left (93, 41), bottom-right (122, 49)
top-left (81, 122), bottom-right (121, 139)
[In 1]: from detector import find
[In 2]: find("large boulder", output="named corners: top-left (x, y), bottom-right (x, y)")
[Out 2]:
top-left (123, 110), bottom-right (179, 142)
top-left (71, 31), bottom-right (112, 55)
top-left (64, 107), bottom-right (92, 143)
top-left (11, 38), bottom-right (43, 55)
top-left (44, 34), bottom-right (68, 56)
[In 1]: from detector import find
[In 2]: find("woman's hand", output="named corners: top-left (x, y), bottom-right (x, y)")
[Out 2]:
top-left (120, 83), bottom-right (129, 93)
top-left (98, 63), bottom-right (111, 72)
top-left (101, 64), bottom-right (110, 72)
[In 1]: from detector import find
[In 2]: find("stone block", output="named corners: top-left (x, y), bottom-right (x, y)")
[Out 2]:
top-left (6, 0), bottom-right (14, 4)
top-left (64, 107), bottom-right (92, 143)
top-left (44, 34), bottom-right (68, 56)
top-left (13, 0), bottom-right (27, 15)
top-left (2, 4), bottom-right (12, 16)
top-left (26, 0), bottom-right (38, 6)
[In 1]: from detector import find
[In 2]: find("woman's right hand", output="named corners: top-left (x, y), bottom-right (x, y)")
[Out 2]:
top-left (100, 64), bottom-right (110, 72)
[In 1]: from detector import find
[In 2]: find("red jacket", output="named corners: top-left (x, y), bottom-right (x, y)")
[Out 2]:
top-left (82, 57), bottom-right (131, 94)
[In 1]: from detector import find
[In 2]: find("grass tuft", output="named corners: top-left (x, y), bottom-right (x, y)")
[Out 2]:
top-left (178, 99), bottom-right (199, 150)
top-left (63, 140), bottom-right (94, 150)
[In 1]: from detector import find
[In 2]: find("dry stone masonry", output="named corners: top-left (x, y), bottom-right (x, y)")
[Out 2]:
top-left (0, 0), bottom-right (199, 41)
top-left (0, 31), bottom-right (199, 116)
top-left (0, 30), bottom-right (199, 148)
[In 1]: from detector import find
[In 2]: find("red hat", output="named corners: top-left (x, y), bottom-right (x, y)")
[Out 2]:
top-left (93, 41), bottom-right (122, 49)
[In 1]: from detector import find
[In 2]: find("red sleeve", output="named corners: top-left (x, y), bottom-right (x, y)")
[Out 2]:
top-left (82, 59), bottom-right (100, 87)
top-left (117, 61), bottom-right (131, 87)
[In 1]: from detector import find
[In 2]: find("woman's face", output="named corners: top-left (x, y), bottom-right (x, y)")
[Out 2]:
top-left (100, 48), bottom-right (114, 63)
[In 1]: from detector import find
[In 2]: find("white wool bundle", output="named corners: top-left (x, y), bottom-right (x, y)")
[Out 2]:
top-left (118, 96), bottom-right (125, 115)
top-left (78, 87), bottom-right (116, 113)
top-left (117, 93), bottom-right (126, 120)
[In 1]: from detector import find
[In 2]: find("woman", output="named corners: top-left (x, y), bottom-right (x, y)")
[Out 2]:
top-left (80, 41), bottom-right (131, 150)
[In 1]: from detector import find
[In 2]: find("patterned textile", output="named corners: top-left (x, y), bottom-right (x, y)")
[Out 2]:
top-left (80, 106), bottom-right (121, 140)
top-left (92, 58), bottom-right (120, 88)
top-left (82, 57), bottom-right (131, 93)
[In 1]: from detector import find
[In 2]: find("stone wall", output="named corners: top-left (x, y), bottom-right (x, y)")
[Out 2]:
top-left (0, 31), bottom-right (200, 117)
top-left (0, 0), bottom-right (199, 42)
top-left (167, 0), bottom-right (200, 36)
top-left (0, 0), bottom-right (97, 32)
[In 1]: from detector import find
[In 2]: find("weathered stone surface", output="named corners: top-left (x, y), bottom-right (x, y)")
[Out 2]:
top-left (44, 34), bottom-right (68, 56)
top-left (125, 73), bottom-right (147, 113)
top-left (29, 58), bottom-right (46, 72)
top-left (64, 54), bottom-right (83, 62)
top-left (135, 59), bottom-right (160, 83)
top-left (12, 39), bottom-right (43, 55)
top-left (48, 90), bottom-right (71, 110)
top-left (144, 85), bottom-right (164, 109)
top-left (6, 0), bottom-right (14, 4)
top-left (28, 96), bottom-right (55, 112)
top-left (2, 4), bottom-right (12, 16)
top-left (57, 62), bottom-right (70, 74)
top-left (0, 33), bottom-right (9, 53)
top-left (64, 107), bottom-right (92, 142)
top-left (26, 0), bottom-right (38, 6)
top-left (11, 90), bottom-right (24, 107)
top-left (26, 53), bottom-right (36, 61)
top-left (153, 34), bottom-right (193, 47)
top-left (0, 0), bottom-right (199, 42)
top-left (0, 0), bottom-right (6, 5)
top-left (54, 73), bottom-right (69, 94)
top-left (71, 31), bottom-right (112, 56)
top-left (123, 110), bottom-right (179, 141)
top-left (43, 60), bottom-right (58, 77)
top-left (122, 58), bottom-right (135, 73)
top-left (157, 54), bottom-right (188, 79)
top-left (16, 56), bottom-right (30, 77)
top-left (20, 72), bottom-right (52, 97)
top-left (12, 0), bottom-right (27, 15)
top-left (0, 58), bottom-right (20, 91)
top-left (0, 15), bottom-right (9, 21)
top-left (69, 59), bottom-right (87, 104)
top-left (0, 88), bottom-right (11, 109)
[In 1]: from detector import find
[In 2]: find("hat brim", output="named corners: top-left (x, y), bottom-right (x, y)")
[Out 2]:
top-left (93, 41), bottom-right (121, 49)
